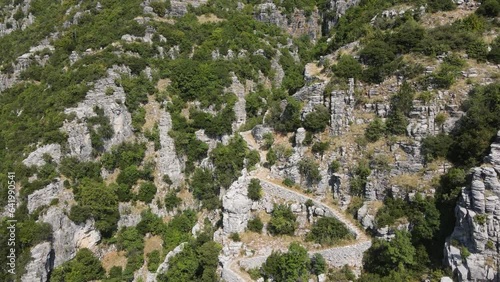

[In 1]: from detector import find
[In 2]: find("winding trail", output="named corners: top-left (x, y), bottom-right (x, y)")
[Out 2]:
top-left (220, 133), bottom-right (372, 282)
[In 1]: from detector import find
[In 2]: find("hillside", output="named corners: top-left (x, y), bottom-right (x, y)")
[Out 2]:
top-left (0, 0), bottom-right (499, 281)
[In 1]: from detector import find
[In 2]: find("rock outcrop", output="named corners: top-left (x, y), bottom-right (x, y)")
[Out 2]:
top-left (27, 180), bottom-right (63, 213)
top-left (22, 144), bottom-right (62, 167)
top-left (222, 171), bottom-right (253, 234)
top-left (330, 79), bottom-right (355, 136)
top-left (445, 131), bottom-right (500, 281)
top-left (157, 110), bottom-right (184, 186)
top-left (40, 207), bottom-right (101, 267)
top-left (63, 65), bottom-right (133, 160)
top-left (20, 242), bottom-right (53, 282)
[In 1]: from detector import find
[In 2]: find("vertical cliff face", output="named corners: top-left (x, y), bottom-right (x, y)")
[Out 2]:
top-left (445, 131), bottom-right (500, 281)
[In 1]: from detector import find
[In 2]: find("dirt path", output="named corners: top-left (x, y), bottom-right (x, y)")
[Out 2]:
top-left (223, 133), bottom-right (371, 281)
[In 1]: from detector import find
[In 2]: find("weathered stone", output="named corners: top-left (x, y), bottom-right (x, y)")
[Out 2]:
top-left (27, 180), bottom-right (63, 213)
top-left (157, 111), bottom-right (184, 186)
top-left (23, 144), bottom-right (62, 167)
top-left (21, 242), bottom-right (53, 282)
top-left (222, 171), bottom-right (253, 234)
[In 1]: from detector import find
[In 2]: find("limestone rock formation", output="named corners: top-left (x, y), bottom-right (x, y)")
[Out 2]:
top-left (20, 242), bottom-right (53, 282)
top-left (22, 144), bottom-right (62, 167)
top-left (445, 131), bottom-right (500, 281)
top-left (157, 110), bottom-right (184, 186)
top-left (330, 79), bottom-right (355, 136)
top-left (63, 65), bottom-right (133, 160)
top-left (40, 206), bottom-right (101, 267)
top-left (222, 171), bottom-right (253, 234)
top-left (27, 180), bottom-right (63, 213)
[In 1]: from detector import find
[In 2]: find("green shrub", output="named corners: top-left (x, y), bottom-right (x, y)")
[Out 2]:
top-left (266, 148), bottom-right (277, 166)
top-left (306, 217), bottom-right (352, 246)
top-left (312, 141), bottom-right (330, 158)
top-left (268, 204), bottom-right (297, 236)
top-left (191, 168), bottom-right (220, 210)
top-left (283, 178), bottom-right (295, 187)
top-left (164, 191), bottom-right (182, 211)
top-left (298, 157), bottom-right (321, 185)
top-left (310, 253), bottom-right (327, 275)
top-left (50, 248), bottom-right (105, 282)
top-left (365, 118), bottom-right (386, 142)
top-left (332, 55), bottom-right (362, 80)
top-left (329, 160), bottom-right (341, 173)
top-left (69, 180), bottom-right (119, 238)
top-left (262, 243), bottom-right (310, 281)
top-left (137, 182), bottom-right (157, 203)
top-left (303, 105), bottom-right (330, 133)
top-left (246, 150), bottom-right (261, 168)
top-left (230, 232), bottom-right (241, 241)
top-left (247, 179), bottom-right (262, 201)
top-left (147, 250), bottom-right (161, 272)
top-left (248, 216), bottom-right (264, 233)
top-left (474, 214), bottom-right (487, 225)
top-left (477, 0), bottom-right (500, 17)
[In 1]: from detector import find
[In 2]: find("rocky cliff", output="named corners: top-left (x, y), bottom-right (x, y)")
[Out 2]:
top-left (445, 131), bottom-right (500, 281)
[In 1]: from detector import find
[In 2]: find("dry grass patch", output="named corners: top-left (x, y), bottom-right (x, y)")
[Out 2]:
top-left (102, 251), bottom-right (128, 273)
top-left (420, 8), bottom-right (476, 28)
top-left (197, 13), bottom-right (224, 23)
top-left (144, 235), bottom-right (163, 255)
top-left (156, 78), bottom-right (171, 92)
top-left (389, 173), bottom-right (421, 191)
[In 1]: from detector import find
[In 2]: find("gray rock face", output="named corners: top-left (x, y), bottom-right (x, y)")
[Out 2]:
top-left (157, 111), bottom-right (184, 186)
top-left (22, 144), bottom-right (62, 167)
top-left (254, 3), bottom-right (321, 40)
top-left (21, 242), bottom-right (53, 282)
top-left (166, 0), bottom-right (208, 16)
top-left (330, 80), bottom-right (355, 136)
top-left (117, 202), bottom-right (142, 229)
top-left (251, 125), bottom-right (273, 142)
top-left (222, 171), bottom-right (253, 234)
top-left (41, 207), bottom-right (101, 267)
top-left (445, 135), bottom-right (500, 281)
top-left (228, 75), bottom-right (246, 132)
top-left (63, 65), bottom-right (133, 160)
top-left (292, 82), bottom-right (326, 120)
top-left (485, 131), bottom-right (500, 174)
top-left (61, 120), bottom-right (93, 160)
top-left (27, 181), bottom-right (63, 213)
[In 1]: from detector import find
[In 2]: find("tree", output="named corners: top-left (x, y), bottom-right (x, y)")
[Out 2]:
top-left (268, 204), bottom-right (297, 235)
top-left (306, 217), bottom-right (352, 246)
top-left (164, 191), bottom-right (182, 211)
top-left (247, 179), bottom-right (262, 201)
top-left (51, 248), bottom-right (105, 282)
top-left (310, 253), bottom-right (327, 275)
top-left (137, 181), bottom-right (157, 203)
top-left (274, 97), bottom-right (302, 133)
top-left (477, 0), bottom-right (500, 17)
top-left (303, 105), bottom-right (330, 133)
top-left (365, 118), bottom-right (386, 142)
top-left (421, 133), bottom-right (453, 162)
top-left (312, 141), bottom-right (330, 159)
top-left (210, 136), bottom-right (247, 188)
top-left (332, 55), bottom-right (362, 80)
top-left (487, 37), bottom-right (500, 63)
top-left (69, 180), bottom-right (119, 237)
top-left (364, 231), bottom-right (416, 275)
top-left (298, 157), bottom-right (322, 185)
top-left (262, 243), bottom-right (310, 282)
top-left (248, 216), bottom-right (264, 233)
top-left (191, 168), bottom-right (220, 210)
